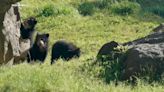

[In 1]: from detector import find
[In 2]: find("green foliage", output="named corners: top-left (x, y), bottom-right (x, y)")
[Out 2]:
top-left (78, 2), bottom-right (95, 16)
top-left (133, 0), bottom-right (164, 18)
top-left (37, 4), bottom-right (74, 17)
top-left (37, 4), bottom-right (58, 17)
top-left (147, 7), bottom-right (164, 18)
top-left (93, 0), bottom-right (109, 9)
top-left (102, 60), bottom-right (122, 83)
top-left (94, 0), bottom-right (130, 9)
top-left (96, 45), bottom-right (128, 83)
top-left (111, 1), bottom-right (141, 15)
top-left (1, 0), bottom-right (164, 91)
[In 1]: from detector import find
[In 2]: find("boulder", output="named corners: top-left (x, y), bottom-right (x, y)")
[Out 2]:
top-left (123, 31), bottom-right (164, 46)
top-left (14, 39), bottom-right (31, 64)
top-left (153, 23), bottom-right (164, 32)
top-left (0, 0), bottom-right (23, 65)
top-left (122, 43), bottom-right (164, 80)
top-left (121, 25), bottom-right (164, 80)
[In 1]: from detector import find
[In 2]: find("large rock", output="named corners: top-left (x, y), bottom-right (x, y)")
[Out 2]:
top-left (122, 43), bottom-right (164, 80)
top-left (122, 25), bottom-right (164, 80)
top-left (0, 0), bottom-right (21, 28)
top-left (123, 31), bottom-right (164, 46)
top-left (0, 0), bottom-right (22, 65)
top-left (153, 23), bottom-right (164, 32)
top-left (14, 39), bottom-right (31, 64)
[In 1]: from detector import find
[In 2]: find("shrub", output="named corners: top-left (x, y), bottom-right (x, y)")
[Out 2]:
top-left (37, 4), bottom-right (58, 17)
top-left (98, 46), bottom-right (128, 83)
top-left (94, 0), bottom-right (109, 9)
top-left (111, 1), bottom-right (141, 15)
top-left (36, 4), bottom-right (74, 17)
top-left (149, 7), bottom-right (164, 18)
top-left (78, 2), bottom-right (95, 16)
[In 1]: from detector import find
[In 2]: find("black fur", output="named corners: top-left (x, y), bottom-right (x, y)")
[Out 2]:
top-left (27, 33), bottom-right (49, 63)
top-left (20, 17), bottom-right (37, 39)
top-left (51, 40), bottom-right (80, 64)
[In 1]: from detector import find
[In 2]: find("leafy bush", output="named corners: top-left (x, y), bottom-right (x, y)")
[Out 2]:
top-left (78, 2), bottom-right (95, 16)
top-left (81, 46), bottom-right (128, 84)
top-left (111, 1), bottom-right (141, 15)
top-left (148, 7), bottom-right (164, 18)
top-left (130, 0), bottom-right (164, 17)
top-left (89, 0), bottom-right (127, 10)
top-left (37, 4), bottom-right (73, 17)
top-left (37, 4), bottom-right (58, 17)
top-left (93, 0), bottom-right (109, 9)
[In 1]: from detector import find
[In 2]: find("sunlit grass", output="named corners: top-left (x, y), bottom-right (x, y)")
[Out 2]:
top-left (0, 0), bottom-right (164, 91)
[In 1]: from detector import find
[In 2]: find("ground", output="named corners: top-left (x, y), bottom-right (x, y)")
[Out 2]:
top-left (0, 0), bottom-right (164, 92)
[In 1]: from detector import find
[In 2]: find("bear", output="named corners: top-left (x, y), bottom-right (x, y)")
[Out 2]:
top-left (13, 17), bottom-right (37, 64)
top-left (97, 41), bottom-right (119, 61)
top-left (51, 40), bottom-right (80, 64)
top-left (27, 33), bottom-right (49, 63)
top-left (20, 17), bottom-right (37, 40)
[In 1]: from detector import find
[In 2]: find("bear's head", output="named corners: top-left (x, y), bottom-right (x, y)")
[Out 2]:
top-left (23, 17), bottom-right (37, 29)
top-left (35, 33), bottom-right (49, 52)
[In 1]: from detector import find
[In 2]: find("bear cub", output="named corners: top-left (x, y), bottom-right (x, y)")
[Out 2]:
top-left (27, 33), bottom-right (49, 63)
top-left (51, 40), bottom-right (80, 64)
top-left (20, 17), bottom-right (37, 39)
top-left (97, 41), bottom-right (119, 61)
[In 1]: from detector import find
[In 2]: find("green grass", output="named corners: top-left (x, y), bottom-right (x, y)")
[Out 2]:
top-left (0, 0), bottom-right (164, 91)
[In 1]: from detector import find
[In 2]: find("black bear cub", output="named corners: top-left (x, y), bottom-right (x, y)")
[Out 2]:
top-left (97, 41), bottom-right (119, 61)
top-left (27, 33), bottom-right (49, 63)
top-left (51, 40), bottom-right (80, 64)
top-left (20, 17), bottom-right (37, 39)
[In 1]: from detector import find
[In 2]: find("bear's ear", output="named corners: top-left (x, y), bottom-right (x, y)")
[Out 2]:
top-left (46, 33), bottom-right (49, 38)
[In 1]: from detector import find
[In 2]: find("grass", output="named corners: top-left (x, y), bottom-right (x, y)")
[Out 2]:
top-left (0, 0), bottom-right (164, 91)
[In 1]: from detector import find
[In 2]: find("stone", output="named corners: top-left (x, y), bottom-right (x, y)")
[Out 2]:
top-left (153, 23), bottom-right (164, 32)
top-left (122, 43), bottom-right (164, 80)
top-left (0, 1), bottom-right (26, 65)
top-left (0, 1), bottom-right (45, 65)
top-left (122, 29), bottom-right (164, 80)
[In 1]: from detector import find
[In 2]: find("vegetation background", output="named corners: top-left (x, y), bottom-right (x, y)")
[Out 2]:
top-left (0, 0), bottom-right (164, 91)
